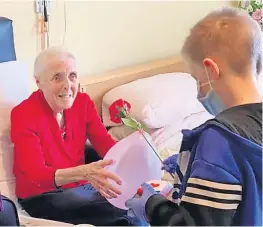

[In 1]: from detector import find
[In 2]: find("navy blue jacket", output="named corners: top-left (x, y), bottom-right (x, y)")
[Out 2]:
top-left (146, 121), bottom-right (262, 226)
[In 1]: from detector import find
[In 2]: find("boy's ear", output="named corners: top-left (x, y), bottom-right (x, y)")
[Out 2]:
top-left (203, 58), bottom-right (220, 81)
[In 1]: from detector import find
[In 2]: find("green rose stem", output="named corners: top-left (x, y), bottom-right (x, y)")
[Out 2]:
top-left (119, 107), bottom-right (175, 179)
top-left (139, 130), bottom-right (175, 179)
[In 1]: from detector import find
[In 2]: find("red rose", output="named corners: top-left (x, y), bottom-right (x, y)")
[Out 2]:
top-left (109, 99), bottom-right (131, 123)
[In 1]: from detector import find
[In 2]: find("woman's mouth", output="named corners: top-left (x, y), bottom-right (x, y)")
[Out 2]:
top-left (58, 94), bottom-right (72, 100)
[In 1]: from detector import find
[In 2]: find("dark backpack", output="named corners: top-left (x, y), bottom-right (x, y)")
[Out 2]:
top-left (0, 195), bottom-right (20, 226)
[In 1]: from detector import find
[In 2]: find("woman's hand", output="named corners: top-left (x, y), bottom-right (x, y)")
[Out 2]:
top-left (81, 159), bottom-right (122, 199)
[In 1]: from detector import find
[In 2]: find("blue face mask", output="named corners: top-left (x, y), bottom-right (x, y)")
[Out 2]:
top-left (197, 68), bottom-right (225, 116)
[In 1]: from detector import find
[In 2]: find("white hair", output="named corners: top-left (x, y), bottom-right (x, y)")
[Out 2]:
top-left (34, 46), bottom-right (76, 79)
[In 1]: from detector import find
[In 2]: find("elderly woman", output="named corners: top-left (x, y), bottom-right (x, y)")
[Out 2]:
top-left (10, 47), bottom-right (132, 226)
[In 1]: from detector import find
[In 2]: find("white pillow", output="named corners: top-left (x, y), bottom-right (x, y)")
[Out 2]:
top-left (102, 72), bottom-right (205, 128)
top-left (0, 61), bottom-right (30, 106)
top-left (108, 125), bottom-right (156, 142)
top-left (108, 110), bottom-right (213, 144)
top-left (0, 103), bottom-right (16, 201)
top-left (0, 61), bottom-right (30, 200)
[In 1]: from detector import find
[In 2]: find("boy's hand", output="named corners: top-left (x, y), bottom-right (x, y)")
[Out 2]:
top-left (125, 183), bottom-right (157, 223)
top-left (161, 154), bottom-right (178, 174)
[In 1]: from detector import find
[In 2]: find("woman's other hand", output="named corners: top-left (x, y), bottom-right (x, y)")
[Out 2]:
top-left (82, 159), bottom-right (122, 199)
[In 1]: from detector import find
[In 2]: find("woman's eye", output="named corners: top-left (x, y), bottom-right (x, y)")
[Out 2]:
top-left (70, 73), bottom-right (77, 81)
top-left (52, 74), bottom-right (61, 82)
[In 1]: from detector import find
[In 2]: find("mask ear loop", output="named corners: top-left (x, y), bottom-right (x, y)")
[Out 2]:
top-left (197, 66), bottom-right (213, 100)
top-left (204, 66), bottom-right (213, 90)
top-left (197, 80), bottom-right (206, 92)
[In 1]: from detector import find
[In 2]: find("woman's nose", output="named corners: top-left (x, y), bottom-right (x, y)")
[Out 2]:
top-left (62, 79), bottom-right (70, 90)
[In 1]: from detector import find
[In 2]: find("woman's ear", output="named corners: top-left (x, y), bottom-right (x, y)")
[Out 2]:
top-left (35, 76), bottom-right (41, 89)
top-left (203, 58), bottom-right (220, 81)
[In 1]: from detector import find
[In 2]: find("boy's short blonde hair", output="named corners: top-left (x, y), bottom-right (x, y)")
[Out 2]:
top-left (181, 7), bottom-right (262, 75)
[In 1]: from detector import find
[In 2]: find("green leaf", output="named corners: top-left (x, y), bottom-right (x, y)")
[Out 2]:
top-left (121, 118), bottom-right (138, 130)
top-left (140, 122), bottom-right (149, 132)
top-left (128, 116), bottom-right (149, 132)
top-left (129, 116), bottom-right (139, 124)
top-left (250, 0), bottom-right (258, 10)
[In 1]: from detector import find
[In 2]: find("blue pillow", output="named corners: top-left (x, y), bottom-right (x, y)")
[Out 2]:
top-left (0, 17), bottom-right (16, 63)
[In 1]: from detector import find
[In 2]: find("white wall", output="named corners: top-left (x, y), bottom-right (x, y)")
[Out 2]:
top-left (0, 0), bottom-right (235, 91)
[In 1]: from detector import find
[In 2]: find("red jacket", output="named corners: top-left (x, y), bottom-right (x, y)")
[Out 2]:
top-left (10, 90), bottom-right (116, 199)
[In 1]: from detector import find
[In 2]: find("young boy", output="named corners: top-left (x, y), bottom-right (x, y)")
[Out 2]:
top-left (125, 7), bottom-right (262, 226)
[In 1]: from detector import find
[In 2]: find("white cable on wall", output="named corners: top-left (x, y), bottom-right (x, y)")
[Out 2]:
top-left (46, 22), bottom-right (50, 48)
top-left (63, 0), bottom-right (67, 46)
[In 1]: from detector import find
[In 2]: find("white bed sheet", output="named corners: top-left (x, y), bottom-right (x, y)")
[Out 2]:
top-left (108, 111), bottom-right (213, 181)
top-left (152, 111), bottom-right (213, 158)
top-left (18, 209), bottom-right (74, 227)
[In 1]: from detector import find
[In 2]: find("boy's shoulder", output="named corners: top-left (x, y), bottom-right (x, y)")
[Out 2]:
top-left (180, 119), bottom-right (261, 183)
top-left (179, 121), bottom-right (247, 179)
top-left (180, 119), bottom-right (229, 155)
top-left (215, 103), bottom-right (262, 145)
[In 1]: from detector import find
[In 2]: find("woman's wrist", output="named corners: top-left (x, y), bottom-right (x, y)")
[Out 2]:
top-left (54, 165), bottom-right (89, 186)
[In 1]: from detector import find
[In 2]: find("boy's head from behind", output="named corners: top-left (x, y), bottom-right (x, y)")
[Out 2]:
top-left (181, 7), bottom-right (262, 114)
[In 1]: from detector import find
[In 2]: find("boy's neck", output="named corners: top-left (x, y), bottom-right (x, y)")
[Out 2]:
top-left (221, 78), bottom-right (262, 108)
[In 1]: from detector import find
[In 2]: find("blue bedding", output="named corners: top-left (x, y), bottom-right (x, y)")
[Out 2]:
top-left (0, 17), bottom-right (16, 63)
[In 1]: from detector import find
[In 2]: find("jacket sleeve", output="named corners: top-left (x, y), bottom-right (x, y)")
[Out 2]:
top-left (146, 194), bottom-right (195, 226)
top-left (10, 108), bottom-right (57, 189)
top-left (85, 95), bottom-right (116, 157)
top-left (178, 161), bottom-right (241, 226)
top-left (146, 128), bottom-right (242, 226)
top-left (146, 173), bottom-right (241, 226)
top-left (146, 167), bottom-right (240, 227)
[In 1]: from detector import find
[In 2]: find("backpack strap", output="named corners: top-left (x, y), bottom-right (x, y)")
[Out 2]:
top-left (0, 195), bottom-right (20, 226)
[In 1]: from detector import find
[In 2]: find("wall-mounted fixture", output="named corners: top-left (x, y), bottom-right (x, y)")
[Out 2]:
top-left (35, 0), bottom-right (51, 15)
top-left (35, 0), bottom-right (51, 50)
